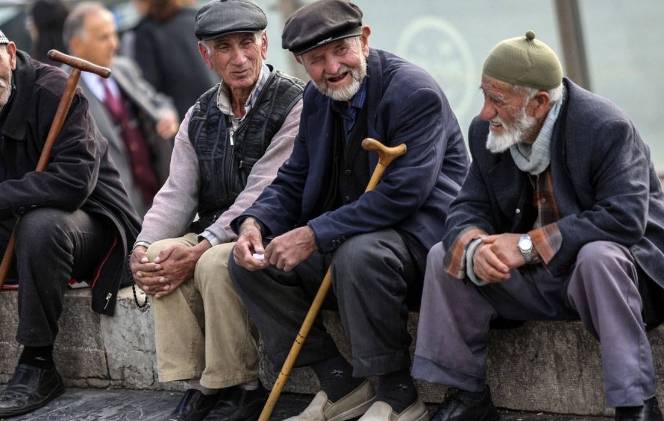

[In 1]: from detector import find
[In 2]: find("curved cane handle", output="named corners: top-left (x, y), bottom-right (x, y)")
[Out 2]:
top-left (47, 49), bottom-right (111, 78)
top-left (361, 137), bottom-right (407, 192)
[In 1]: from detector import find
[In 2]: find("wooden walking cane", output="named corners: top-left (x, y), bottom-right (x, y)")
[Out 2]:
top-left (0, 49), bottom-right (111, 289)
top-left (259, 137), bottom-right (407, 420)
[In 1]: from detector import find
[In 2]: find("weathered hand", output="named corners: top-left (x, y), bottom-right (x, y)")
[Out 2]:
top-left (265, 226), bottom-right (317, 272)
top-left (130, 245), bottom-right (166, 296)
top-left (483, 233), bottom-right (526, 270)
top-left (152, 240), bottom-right (211, 298)
top-left (473, 241), bottom-right (511, 283)
top-left (233, 218), bottom-right (268, 271)
top-left (156, 110), bottom-right (179, 139)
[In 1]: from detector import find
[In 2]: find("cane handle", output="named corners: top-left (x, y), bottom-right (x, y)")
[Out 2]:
top-left (47, 49), bottom-right (111, 78)
top-left (361, 138), bottom-right (407, 192)
top-left (361, 137), bottom-right (407, 166)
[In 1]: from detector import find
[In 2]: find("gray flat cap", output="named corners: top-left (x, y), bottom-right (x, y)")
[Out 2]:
top-left (282, 0), bottom-right (363, 55)
top-left (0, 31), bottom-right (8, 44)
top-left (194, 0), bottom-right (267, 41)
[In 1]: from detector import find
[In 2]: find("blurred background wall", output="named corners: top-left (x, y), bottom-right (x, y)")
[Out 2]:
top-left (1, 0), bottom-right (662, 169)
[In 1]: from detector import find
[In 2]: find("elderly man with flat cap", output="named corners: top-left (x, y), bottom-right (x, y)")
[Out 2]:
top-left (128, 0), bottom-right (304, 420)
top-left (229, 0), bottom-right (468, 420)
top-left (412, 32), bottom-right (664, 421)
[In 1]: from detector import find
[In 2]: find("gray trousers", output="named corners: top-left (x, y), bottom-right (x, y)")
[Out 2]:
top-left (229, 228), bottom-right (423, 377)
top-left (412, 241), bottom-right (656, 407)
top-left (0, 208), bottom-right (113, 346)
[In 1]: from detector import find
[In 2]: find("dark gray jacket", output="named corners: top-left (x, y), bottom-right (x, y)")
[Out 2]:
top-left (0, 51), bottom-right (141, 315)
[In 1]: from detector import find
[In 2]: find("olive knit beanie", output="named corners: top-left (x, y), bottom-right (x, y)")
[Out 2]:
top-left (483, 31), bottom-right (563, 90)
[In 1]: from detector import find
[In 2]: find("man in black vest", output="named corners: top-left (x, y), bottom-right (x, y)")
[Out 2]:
top-left (129, 1), bottom-right (303, 420)
top-left (0, 31), bottom-right (140, 417)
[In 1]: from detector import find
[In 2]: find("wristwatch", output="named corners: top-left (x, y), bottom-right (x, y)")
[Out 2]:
top-left (517, 234), bottom-right (536, 264)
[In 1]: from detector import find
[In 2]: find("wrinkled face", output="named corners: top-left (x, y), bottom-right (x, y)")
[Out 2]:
top-left (199, 32), bottom-right (267, 91)
top-left (0, 43), bottom-right (17, 109)
top-left (479, 75), bottom-right (538, 153)
top-left (298, 28), bottom-right (370, 102)
top-left (70, 9), bottom-right (118, 68)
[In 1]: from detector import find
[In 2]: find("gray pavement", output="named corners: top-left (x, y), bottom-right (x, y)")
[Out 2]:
top-left (1, 388), bottom-right (613, 420)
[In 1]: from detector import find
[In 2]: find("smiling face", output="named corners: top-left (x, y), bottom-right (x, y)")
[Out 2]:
top-left (199, 31), bottom-right (267, 93)
top-left (297, 27), bottom-right (371, 102)
top-left (479, 74), bottom-right (551, 153)
top-left (0, 42), bottom-right (16, 109)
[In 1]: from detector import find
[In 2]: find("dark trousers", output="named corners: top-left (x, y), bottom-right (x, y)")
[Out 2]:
top-left (229, 228), bottom-right (423, 378)
top-left (0, 208), bottom-right (113, 346)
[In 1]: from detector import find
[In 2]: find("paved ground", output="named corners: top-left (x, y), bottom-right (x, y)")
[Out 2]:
top-left (2, 388), bottom-right (612, 420)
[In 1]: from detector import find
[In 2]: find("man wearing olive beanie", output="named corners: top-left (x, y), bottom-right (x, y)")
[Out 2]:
top-left (414, 31), bottom-right (664, 421)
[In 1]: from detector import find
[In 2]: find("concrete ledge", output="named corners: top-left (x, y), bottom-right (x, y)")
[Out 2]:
top-left (1, 287), bottom-right (663, 416)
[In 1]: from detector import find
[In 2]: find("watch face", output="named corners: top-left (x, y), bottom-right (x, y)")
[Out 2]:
top-left (518, 236), bottom-right (532, 251)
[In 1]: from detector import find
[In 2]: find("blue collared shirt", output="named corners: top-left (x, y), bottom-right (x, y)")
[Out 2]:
top-left (330, 78), bottom-right (368, 142)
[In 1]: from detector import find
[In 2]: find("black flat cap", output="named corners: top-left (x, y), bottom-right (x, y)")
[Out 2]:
top-left (195, 0), bottom-right (267, 41)
top-left (282, 0), bottom-right (363, 55)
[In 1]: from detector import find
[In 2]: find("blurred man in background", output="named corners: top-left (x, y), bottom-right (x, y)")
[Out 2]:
top-left (64, 2), bottom-right (179, 216)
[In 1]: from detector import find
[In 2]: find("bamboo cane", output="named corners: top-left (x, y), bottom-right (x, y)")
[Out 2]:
top-left (259, 137), bottom-right (407, 420)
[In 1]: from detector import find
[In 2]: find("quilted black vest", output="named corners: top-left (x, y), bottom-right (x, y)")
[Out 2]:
top-left (187, 67), bottom-right (304, 230)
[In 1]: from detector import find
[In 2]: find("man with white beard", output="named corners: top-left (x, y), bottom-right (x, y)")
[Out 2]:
top-left (229, 1), bottom-right (469, 420)
top-left (413, 32), bottom-right (664, 421)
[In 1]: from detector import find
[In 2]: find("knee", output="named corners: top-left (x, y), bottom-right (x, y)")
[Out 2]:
top-left (147, 238), bottom-right (179, 261)
top-left (570, 241), bottom-right (636, 291)
top-left (16, 208), bottom-right (70, 252)
top-left (576, 241), bottom-right (633, 271)
top-left (195, 243), bottom-right (234, 287)
top-left (426, 242), bottom-right (446, 268)
top-left (334, 233), bottom-right (382, 277)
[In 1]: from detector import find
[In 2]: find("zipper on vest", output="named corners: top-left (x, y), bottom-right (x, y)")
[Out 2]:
top-left (229, 127), bottom-right (235, 146)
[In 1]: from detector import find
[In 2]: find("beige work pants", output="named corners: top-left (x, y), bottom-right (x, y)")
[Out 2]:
top-left (149, 234), bottom-right (258, 389)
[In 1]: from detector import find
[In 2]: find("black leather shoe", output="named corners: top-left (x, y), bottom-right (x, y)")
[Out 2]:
top-left (431, 387), bottom-right (499, 421)
top-left (211, 384), bottom-right (268, 421)
top-left (166, 389), bottom-right (220, 421)
top-left (615, 397), bottom-right (664, 421)
top-left (0, 363), bottom-right (65, 418)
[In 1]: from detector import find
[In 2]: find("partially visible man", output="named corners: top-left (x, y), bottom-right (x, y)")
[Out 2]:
top-left (229, 1), bottom-right (468, 420)
top-left (413, 31), bottom-right (664, 421)
top-left (64, 2), bottom-right (179, 216)
top-left (129, 1), bottom-right (304, 420)
top-left (0, 31), bottom-right (140, 417)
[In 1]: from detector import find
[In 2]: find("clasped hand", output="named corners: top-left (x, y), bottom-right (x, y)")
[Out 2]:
top-left (130, 240), bottom-right (210, 298)
top-left (472, 233), bottom-right (526, 284)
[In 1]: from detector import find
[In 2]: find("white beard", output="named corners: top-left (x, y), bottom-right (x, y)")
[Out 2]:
top-left (313, 57), bottom-right (367, 102)
top-left (486, 107), bottom-right (537, 154)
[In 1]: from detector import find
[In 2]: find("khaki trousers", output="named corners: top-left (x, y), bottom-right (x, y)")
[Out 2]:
top-left (149, 234), bottom-right (258, 389)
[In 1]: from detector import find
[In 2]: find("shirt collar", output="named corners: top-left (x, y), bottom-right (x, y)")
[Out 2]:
top-left (216, 64), bottom-right (270, 118)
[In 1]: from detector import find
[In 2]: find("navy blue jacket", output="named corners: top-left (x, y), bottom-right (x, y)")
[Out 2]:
top-left (238, 49), bottom-right (469, 253)
top-left (444, 78), bottom-right (664, 290)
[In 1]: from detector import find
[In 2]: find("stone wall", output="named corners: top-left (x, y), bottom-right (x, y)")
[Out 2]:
top-left (1, 287), bottom-right (663, 416)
